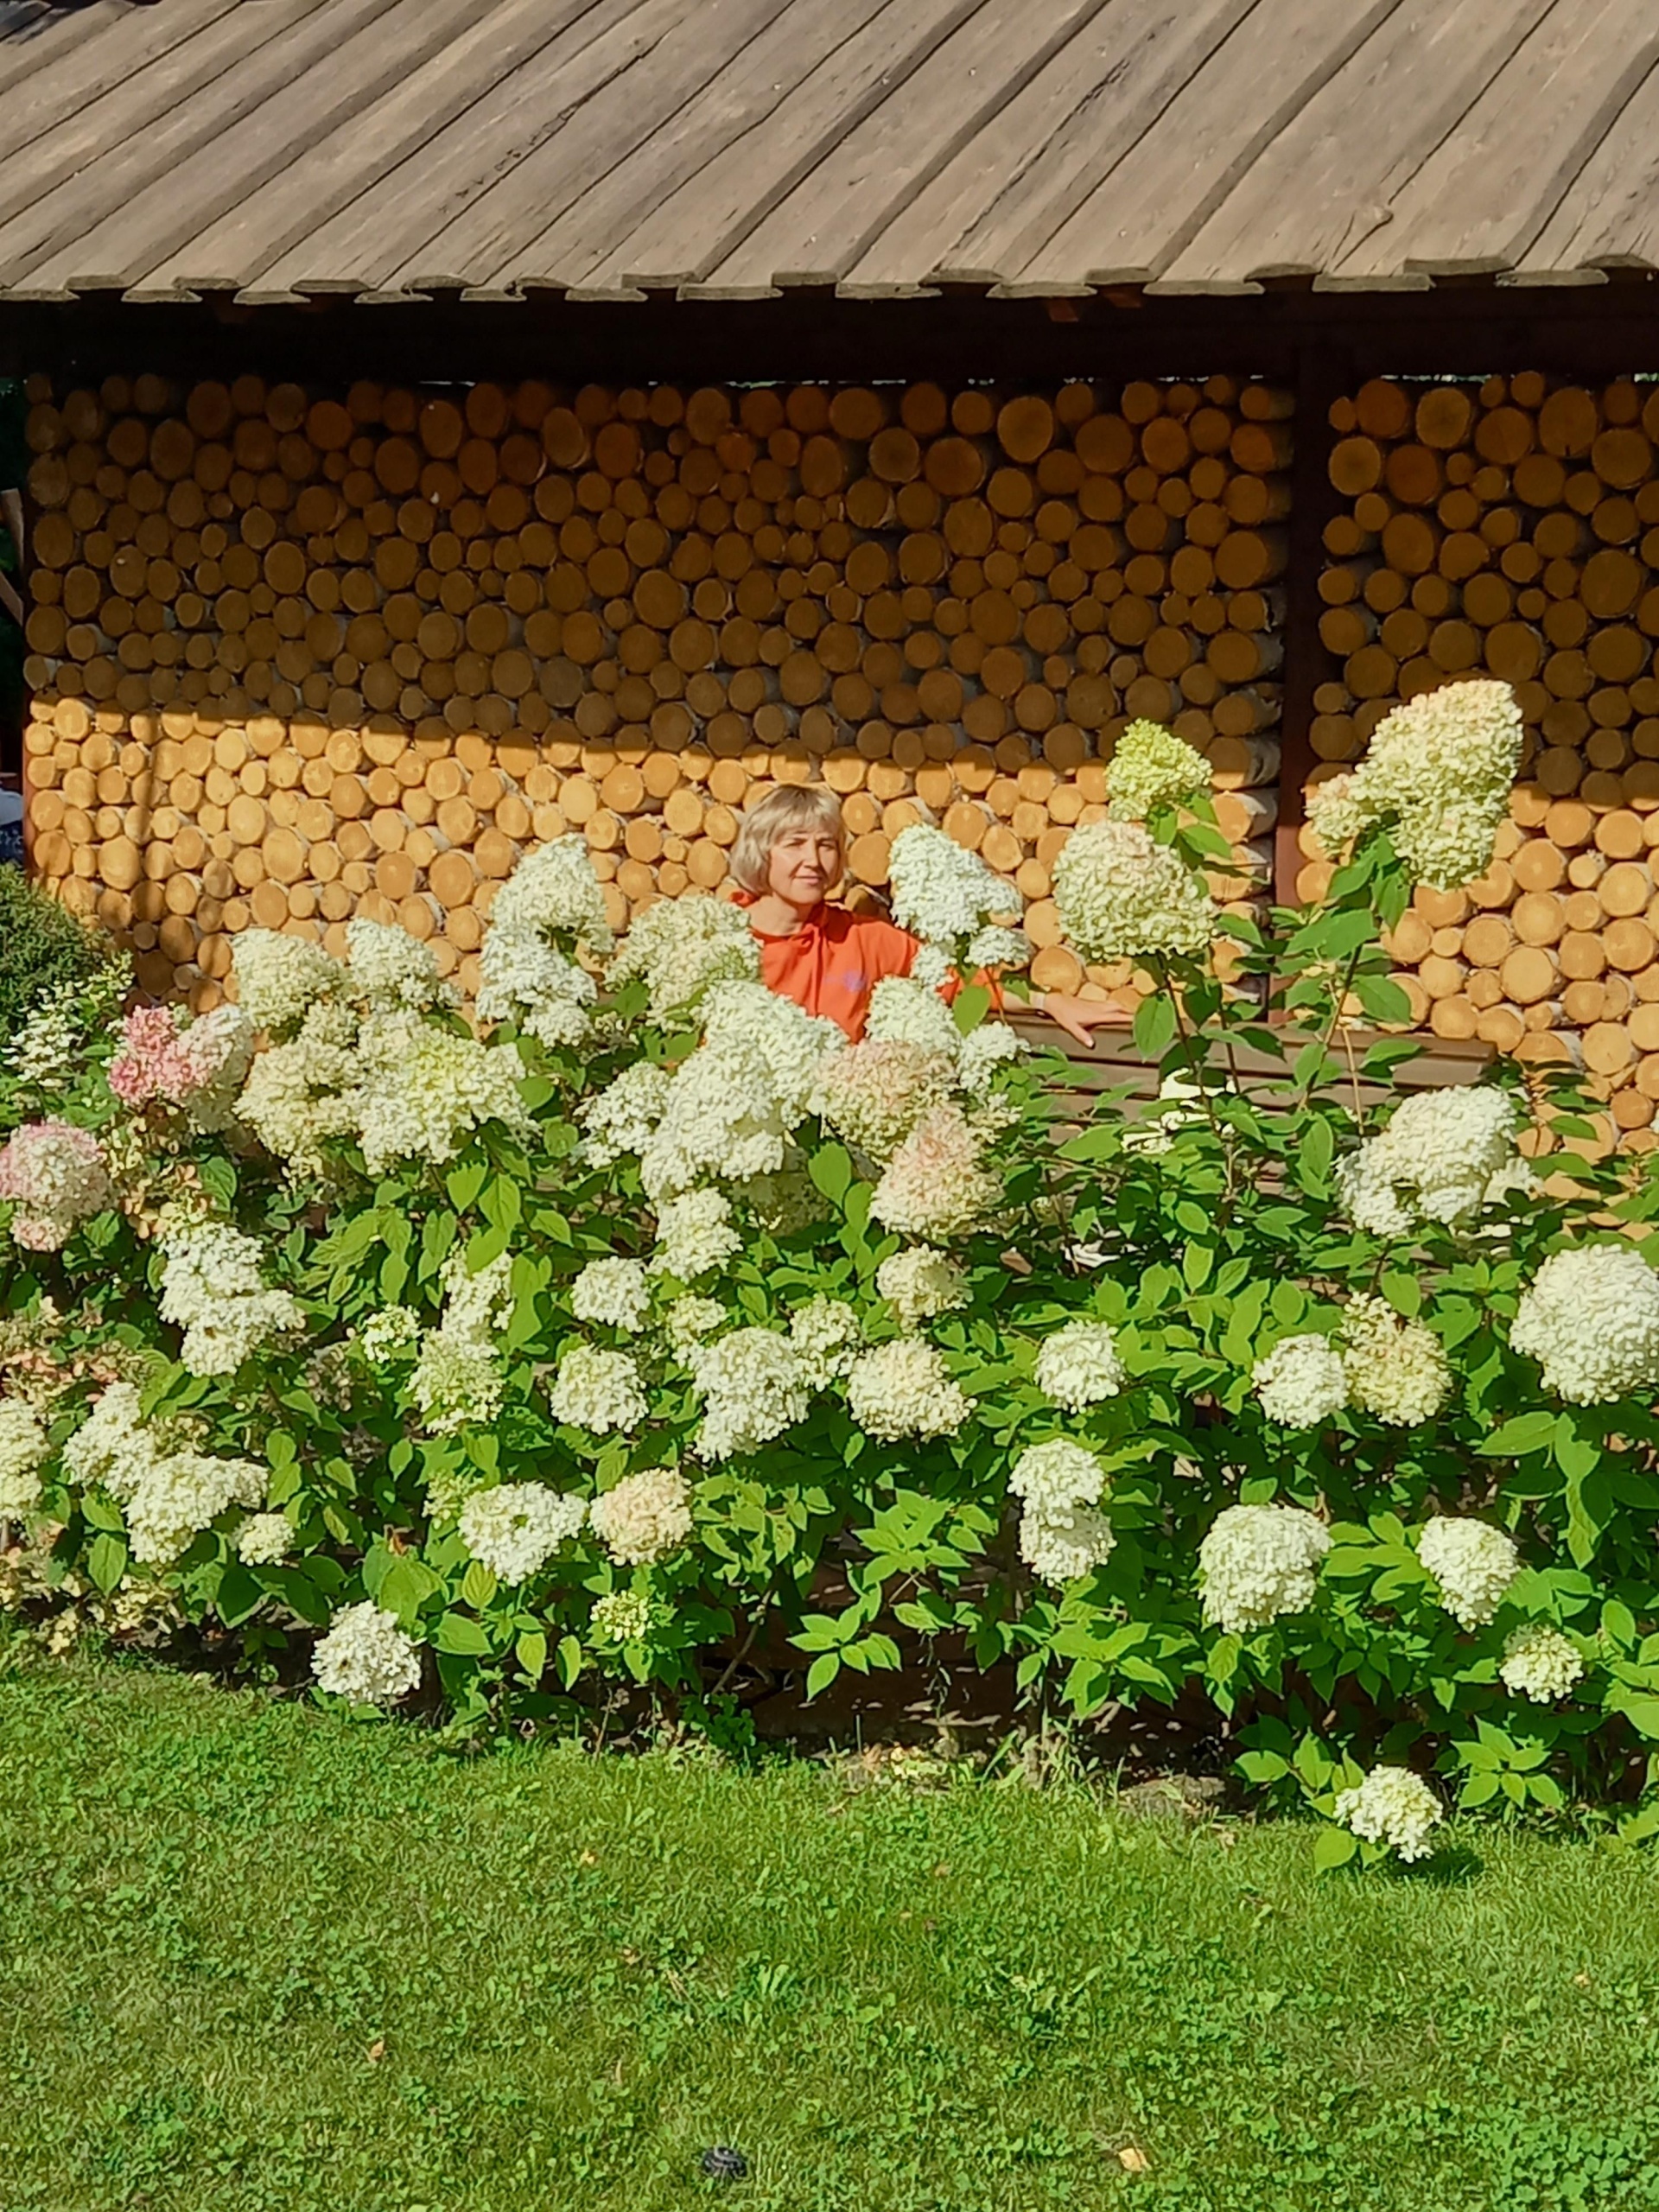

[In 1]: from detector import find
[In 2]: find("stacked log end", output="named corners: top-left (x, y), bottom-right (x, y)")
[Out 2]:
top-left (1304, 372), bottom-right (1659, 1150)
top-left (21, 374), bottom-right (1290, 1016)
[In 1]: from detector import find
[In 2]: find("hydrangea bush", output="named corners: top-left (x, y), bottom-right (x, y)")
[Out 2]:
top-left (5, 679), bottom-right (1659, 1862)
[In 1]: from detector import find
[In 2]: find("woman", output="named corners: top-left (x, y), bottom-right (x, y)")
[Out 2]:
top-left (730, 785), bottom-right (1128, 1046)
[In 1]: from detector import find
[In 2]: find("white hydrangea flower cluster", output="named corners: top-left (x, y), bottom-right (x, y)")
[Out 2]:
top-left (957, 1020), bottom-right (1025, 1094)
top-left (787, 1296), bottom-right (864, 1385)
top-left (1499, 1624), bottom-right (1586, 1703)
top-left (234, 998), bottom-right (361, 1177)
top-left (871, 1105), bottom-right (1001, 1243)
top-left (440, 1250), bottom-right (514, 1348)
top-left (864, 974), bottom-right (965, 1058)
top-left (1510, 1243), bottom-right (1659, 1403)
top-left (173, 1005), bottom-right (257, 1131)
top-left (490, 835), bottom-right (614, 950)
top-left (691, 1328), bottom-right (809, 1459)
top-left (664, 1295), bottom-right (726, 1358)
top-left (1306, 679), bottom-right (1522, 890)
top-left (1034, 1320), bottom-right (1125, 1409)
top-left (0, 1399), bottom-right (48, 1517)
top-left (1052, 817), bottom-right (1217, 964)
top-left (846, 1338), bottom-right (971, 1441)
top-left (581, 1062), bottom-right (675, 1166)
top-left (815, 1039), bottom-right (958, 1159)
top-left (355, 1013), bottom-right (532, 1175)
top-left (7, 991), bottom-right (86, 1099)
top-left (1008, 1436), bottom-right (1115, 1585)
top-left (877, 1249), bottom-right (968, 1328)
top-left (701, 979), bottom-right (844, 1122)
top-left (65, 1381), bottom-right (268, 1567)
top-left (608, 893), bottom-right (759, 1020)
top-left (410, 1251), bottom-right (514, 1437)
top-left (639, 1037), bottom-right (792, 1201)
top-left (1417, 1516), bottom-right (1521, 1629)
top-left (231, 930), bottom-right (343, 1034)
top-left (1252, 1335), bottom-right (1349, 1427)
top-left (1341, 1295), bottom-right (1452, 1427)
top-left (1198, 1503), bottom-right (1331, 1635)
top-left (475, 839), bottom-right (613, 1048)
top-left (0, 1120), bottom-right (113, 1251)
top-left (459, 1482), bottom-right (588, 1581)
top-left (1338, 1086), bottom-right (1528, 1239)
top-left (357, 1305), bottom-right (422, 1366)
top-left (1103, 719), bottom-right (1211, 821)
top-left (651, 1187), bottom-right (741, 1281)
top-left (476, 930), bottom-right (596, 1049)
top-left (410, 1334), bottom-right (504, 1437)
top-left (571, 1257), bottom-right (652, 1333)
top-left (311, 1600), bottom-right (423, 1704)
top-left (1334, 1766), bottom-right (1442, 1862)
top-left (235, 1511), bottom-right (291, 1566)
top-left (158, 1218), bottom-right (306, 1377)
top-left (588, 1466), bottom-right (694, 1565)
top-left (887, 823), bottom-right (1016, 961)
top-left (345, 918), bottom-right (453, 1012)
top-left (549, 1343), bottom-right (649, 1435)
top-left (591, 1588), bottom-right (653, 1645)
top-left (963, 924), bottom-right (1033, 972)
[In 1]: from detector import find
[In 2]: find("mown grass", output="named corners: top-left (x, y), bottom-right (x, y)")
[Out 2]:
top-left (2, 1654), bottom-right (1656, 2212)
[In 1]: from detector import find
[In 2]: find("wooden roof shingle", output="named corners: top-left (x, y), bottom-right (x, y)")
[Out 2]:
top-left (3, 0), bottom-right (1658, 305)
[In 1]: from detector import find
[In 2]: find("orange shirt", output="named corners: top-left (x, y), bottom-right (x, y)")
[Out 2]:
top-left (748, 902), bottom-right (924, 1041)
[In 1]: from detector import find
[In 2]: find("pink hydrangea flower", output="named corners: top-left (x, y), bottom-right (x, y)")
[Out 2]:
top-left (0, 1120), bottom-right (112, 1250)
top-left (109, 1007), bottom-right (195, 1106)
top-left (106, 1004), bottom-right (252, 1127)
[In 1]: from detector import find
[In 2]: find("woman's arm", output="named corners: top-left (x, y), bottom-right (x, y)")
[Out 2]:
top-left (1032, 991), bottom-right (1135, 1047)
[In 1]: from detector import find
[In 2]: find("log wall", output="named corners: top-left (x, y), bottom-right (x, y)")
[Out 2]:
top-left (18, 374), bottom-right (1290, 1012)
top-left (1301, 372), bottom-right (1659, 1149)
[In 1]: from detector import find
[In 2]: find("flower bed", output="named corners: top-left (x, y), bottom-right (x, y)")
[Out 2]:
top-left (3, 687), bottom-right (1658, 1864)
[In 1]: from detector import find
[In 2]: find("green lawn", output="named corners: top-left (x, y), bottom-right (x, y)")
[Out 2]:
top-left (2, 1657), bottom-right (1656, 2212)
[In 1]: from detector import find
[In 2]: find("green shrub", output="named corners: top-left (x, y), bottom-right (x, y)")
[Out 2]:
top-left (0, 868), bottom-right (127, 1041)
top-left (4, 686), bottom-right (1659, 1866)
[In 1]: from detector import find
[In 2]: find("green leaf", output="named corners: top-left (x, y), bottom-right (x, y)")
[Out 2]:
top-left (213, 1563), bottom-right (264, 1628)
top-left (1133, 994), bottom-right (1177, 1058)
top-left (419, 1211), bottom-right (458, 1281)
top-left (461, 1560), bottom-right (498, 1611)
top-left (480, 1175), bottom-right (523, 1238)
top-left (556, 1633), bottom-right (582, 1689)
top-left (433, 1611), bottom-right (491, 1656)
top-left (1380, 1269), bottom-right (1421, 1318)
top-left (445, 1160), bottom-right (488, 1212)
top-left (1616, 1695), bottom-right (1659, 1740)
top-left (1313, 1825), bottom-right (1359, 1873)
top-left (79, 1491), bottom-right (124, 1534)
top-left (378, 1554), bottom-right (443, 1625)
top-left (515, 1629), bottom-right (547, 1681)
top-left (1351, 972), bottom-right (1413, 1025)
top-left (952, 982), bottom-right (992, 1035)
top-left (1478, 1410), bottom-right (1560, 1459)
top-left (804, 1651), bottom-right (841, 1700)
top-left (809, 1144), bottom-right (853, 1206)
top-left (87, 1532), bottom-right (127, 1593)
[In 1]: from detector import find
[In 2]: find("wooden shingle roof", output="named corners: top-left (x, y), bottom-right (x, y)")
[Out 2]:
top-left (4, 0), bottom-right (1659, 308)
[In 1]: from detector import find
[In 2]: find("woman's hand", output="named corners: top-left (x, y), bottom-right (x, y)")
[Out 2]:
top-left (1034, 991), bottom-right (1135, 1047)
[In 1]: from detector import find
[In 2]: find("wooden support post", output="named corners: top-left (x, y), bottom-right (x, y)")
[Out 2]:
top-left (1274, 343), bottom-right (1353, 905)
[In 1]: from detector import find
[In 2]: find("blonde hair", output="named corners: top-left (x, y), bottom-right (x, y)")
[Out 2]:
top-left (730, 784), bottom-right (845, 894)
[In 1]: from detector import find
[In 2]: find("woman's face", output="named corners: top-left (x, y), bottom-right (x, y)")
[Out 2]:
top-left (766, 826), bottom-right (842, 907)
